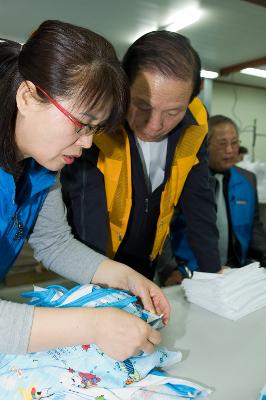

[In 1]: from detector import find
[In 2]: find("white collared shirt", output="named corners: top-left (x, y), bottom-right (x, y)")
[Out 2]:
top-left (135, 136), bottom-right (168, 192)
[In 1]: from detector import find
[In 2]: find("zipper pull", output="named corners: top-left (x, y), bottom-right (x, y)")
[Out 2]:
top-left (144, 198), bottom-right (149, 213)
top-left (13, 213), bottom-right (24, 240)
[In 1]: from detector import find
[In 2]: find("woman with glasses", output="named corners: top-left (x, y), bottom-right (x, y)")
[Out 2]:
top-left (0, 20), bottom-right (169, 359)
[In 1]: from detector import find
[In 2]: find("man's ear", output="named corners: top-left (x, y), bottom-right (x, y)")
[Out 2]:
top-left (16, 81), bottom-right (39, 116)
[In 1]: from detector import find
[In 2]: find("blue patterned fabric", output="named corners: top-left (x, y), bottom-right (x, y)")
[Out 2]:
top-left (21, 284), bottom-right (164, 330)
top-left (0, 285), bottom-right (180, 399)
top-left (0, 344), bottom-right (178, 398)
top-left (258, 385), bottom-right (266, 400)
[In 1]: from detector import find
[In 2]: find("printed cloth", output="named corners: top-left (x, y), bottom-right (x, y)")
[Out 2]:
top-left (0, 284), bottom-right (211, 399)
top-left (258, 385), bottom-right (266, 400)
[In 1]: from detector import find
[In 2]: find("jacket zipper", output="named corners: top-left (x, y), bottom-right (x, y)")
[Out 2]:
top-left (144, 198), bottom-right (149, 213)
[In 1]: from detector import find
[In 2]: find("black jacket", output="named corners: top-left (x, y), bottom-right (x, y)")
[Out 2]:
top-left (61, 114), bottom-right (220, 278)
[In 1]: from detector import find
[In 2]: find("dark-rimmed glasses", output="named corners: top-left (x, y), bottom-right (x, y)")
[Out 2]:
top-left (34, 84), bottom-right (105, 136)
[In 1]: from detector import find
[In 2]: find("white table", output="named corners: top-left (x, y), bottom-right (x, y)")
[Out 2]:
top-left (162, 286), bottom-right (266, 400)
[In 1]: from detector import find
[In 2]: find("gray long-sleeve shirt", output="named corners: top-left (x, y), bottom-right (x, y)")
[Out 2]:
top-left (0, 179), bottom-right (106, 354)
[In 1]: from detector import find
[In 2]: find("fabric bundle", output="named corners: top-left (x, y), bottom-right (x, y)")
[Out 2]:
top-left (258, 384), bottom-right (266, 400)
top-left (182, 262), bottom-right (266, 320)
top-left (0, 284), bottom-right (211, 399)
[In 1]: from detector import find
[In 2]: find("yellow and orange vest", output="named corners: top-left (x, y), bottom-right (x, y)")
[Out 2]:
top-left (94, 97), bottom-right (208, 260)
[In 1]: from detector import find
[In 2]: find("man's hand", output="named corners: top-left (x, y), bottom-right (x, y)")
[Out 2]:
top-left (163, 270), bottom-right (184, 286)
top-left (217, 266), bottom-right (231, 273)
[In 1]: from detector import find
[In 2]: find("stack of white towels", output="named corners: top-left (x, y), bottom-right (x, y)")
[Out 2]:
top-left (181, 262), bottom-right (266, 320)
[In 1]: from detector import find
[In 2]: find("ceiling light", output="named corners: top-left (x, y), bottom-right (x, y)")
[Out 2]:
top-left (240, 68), bottom-right (266, 78)
top-left (200, 70), bottom-right (219, 79)
top-left (0, 40), bottom-right (24, 45)
top-left (164, 7), bottom-right (202, 32)
top-left (129, 26), bottom-right (158, 45)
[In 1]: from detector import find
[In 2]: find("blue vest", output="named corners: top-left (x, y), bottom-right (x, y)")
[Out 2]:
top-left (0, 159), bottom-right (56, 280)
top-left (172, 167), bottom-right (256, 271)
top-left (228, 167), bottom-right (255, 265)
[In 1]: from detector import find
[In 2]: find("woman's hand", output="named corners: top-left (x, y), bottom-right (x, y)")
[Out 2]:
top-left (29, 305), bottom-right (160, 360)
top-left (92, 259), bottom-right (171, 325)
top-left (125, 269), bottom-right (170, 325)
top-left (92, 307), bottom-right (161, 361)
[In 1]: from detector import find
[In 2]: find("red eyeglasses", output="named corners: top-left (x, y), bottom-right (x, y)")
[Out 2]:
top-left (34, 84), bottom-right (105, 136)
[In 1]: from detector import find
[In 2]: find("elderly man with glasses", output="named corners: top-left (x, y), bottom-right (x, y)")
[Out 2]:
top-left (163, 114), bottom-right (266, 284)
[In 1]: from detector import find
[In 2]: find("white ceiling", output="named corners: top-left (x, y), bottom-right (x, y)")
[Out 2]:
top-left (0, 0), bottom-right (266, 88)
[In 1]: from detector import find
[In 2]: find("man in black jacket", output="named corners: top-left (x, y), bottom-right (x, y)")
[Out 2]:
top-left (61, 31), bottom-right (222, 282)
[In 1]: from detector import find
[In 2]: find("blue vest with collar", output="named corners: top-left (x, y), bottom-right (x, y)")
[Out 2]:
top-left (228, 167), bottom-right (255, 265)
top-left (171, 167), bottom-right (256, 271)
top-left (0, 159), bottom-right (56, 280)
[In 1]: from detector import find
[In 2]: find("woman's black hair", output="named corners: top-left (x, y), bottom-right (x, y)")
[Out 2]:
top-left (0, 20), bottom-right (129, 174)
top-left (122, 30), bottom-right (201, 102)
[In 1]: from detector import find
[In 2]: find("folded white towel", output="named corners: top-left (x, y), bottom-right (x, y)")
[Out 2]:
top-left (182, 262), bottom-right (266, 320)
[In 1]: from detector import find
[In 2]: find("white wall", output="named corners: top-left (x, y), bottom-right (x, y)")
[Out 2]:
top-left (210, 81), bottom-right (266, 162)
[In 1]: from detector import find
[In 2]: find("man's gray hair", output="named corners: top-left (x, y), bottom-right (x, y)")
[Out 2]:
top-left (208, 115), bottom-right (239, 143)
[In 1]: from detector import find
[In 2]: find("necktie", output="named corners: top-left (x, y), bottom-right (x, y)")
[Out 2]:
top-left (215, 174), bottom-right (229, 265)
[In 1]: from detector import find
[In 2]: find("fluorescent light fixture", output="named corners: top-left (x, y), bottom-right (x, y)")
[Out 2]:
top-left (240, 68), bottom-right (266, 78)
top-left (200, 70), bottom-right (219, 79)
top-left (164, 7), bottom-right (202, 32)
top-left (0, 40), bottom-right (24, 45)
top-left (129, 26), bottom-right (158, 45)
